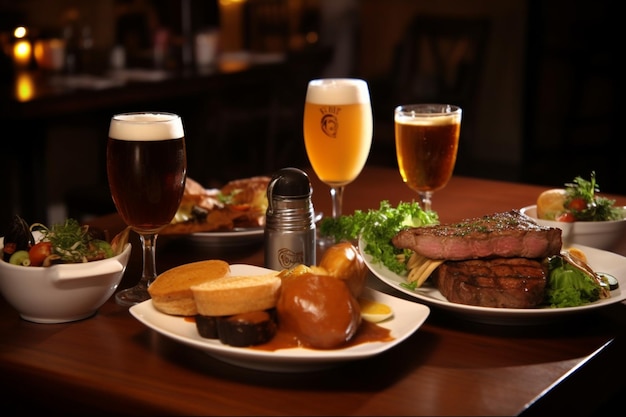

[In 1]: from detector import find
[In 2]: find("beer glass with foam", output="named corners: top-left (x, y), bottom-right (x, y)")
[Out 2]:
top-left (303, 78), bottom-right (373, 222)
top-left (394, 104), bottom-right (462, 212)
top-left (107, 112), bottom-right (187, 306)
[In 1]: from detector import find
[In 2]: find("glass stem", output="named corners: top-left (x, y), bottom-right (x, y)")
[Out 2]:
top-left (330, 186), bottom-right (345, 218)
top-left (419, 191), bottom-right (433, 212)
top-left (139, 233), bottom-right (158, 291)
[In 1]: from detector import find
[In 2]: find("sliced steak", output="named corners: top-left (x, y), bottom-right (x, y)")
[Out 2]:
top-left (432, 258), bottom-right (547, 308)
top-left (392, 210), bottom-right (561, 260)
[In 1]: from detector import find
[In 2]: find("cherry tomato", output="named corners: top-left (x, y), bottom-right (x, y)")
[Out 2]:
top-left (566, 198), bottom-right (587, 212)
top-left (556, 212), bottom-right (575, 222)
top-left (29, 241), bottom-right (52, 267)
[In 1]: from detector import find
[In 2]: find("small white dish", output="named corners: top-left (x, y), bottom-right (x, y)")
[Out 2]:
top-left (130, 264), bottom-right (430, 372)
top-left (0, 237), bottom-right (131, 324)
top-left (359, 237), bottom-right (626, 325)
top-left (520, 205), bottom-right (626, 251)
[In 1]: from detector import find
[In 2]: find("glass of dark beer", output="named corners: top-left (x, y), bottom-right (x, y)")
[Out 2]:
top-left (394, 104), bottom-right (462, 212)
top-left (107, 112), bottom-right (187, 306)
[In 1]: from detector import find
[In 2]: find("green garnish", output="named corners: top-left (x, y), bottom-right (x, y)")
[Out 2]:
top-left (319, 200), bottom-right (439, 274)
top-left (31, 219), bottom-right (113, 263)
top-left (545, 255), bottom-right (606, 307)
top-left (217, 189), bottom-right (240, 205)
top-left (564, 172), bottom-right (623, 221)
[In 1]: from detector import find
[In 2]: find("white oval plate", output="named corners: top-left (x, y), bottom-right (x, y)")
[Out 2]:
top-left (180, 213), bottom-right (322, 248)
top-left (130, 264), bottom-right (430, 372)
top-left (184, 228), bottom-right (264, 247)
top-left (359, 237), bottom-right (626, 325)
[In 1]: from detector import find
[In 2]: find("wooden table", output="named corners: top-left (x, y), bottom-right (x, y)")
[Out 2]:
top-left (2, 166), bottom-right (625, 416)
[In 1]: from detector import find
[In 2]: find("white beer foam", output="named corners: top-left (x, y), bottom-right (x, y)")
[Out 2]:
top-left (306, 78), bottom-right (370, 105)
top-left (395, 112), bottom-right (461, 126)
top-left (109, 113), bottom-right (184, 140)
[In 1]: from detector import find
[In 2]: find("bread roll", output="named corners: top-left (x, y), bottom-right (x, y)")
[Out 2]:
top-left (191, 272), bottom-right (281, 316)
top-left (148, 260), bottom-right (230, 316)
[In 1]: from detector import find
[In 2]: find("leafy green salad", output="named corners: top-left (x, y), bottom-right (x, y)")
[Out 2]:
top-left (319, 200), bottom-right (439, 274)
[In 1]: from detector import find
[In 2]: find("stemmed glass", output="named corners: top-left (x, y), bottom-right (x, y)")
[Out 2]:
top-left (303, 78), bottom-right (373, 224)
top-left (106, 112), bottom-right (187, 306)
top-left (394, 104), bottom-right (462, 212)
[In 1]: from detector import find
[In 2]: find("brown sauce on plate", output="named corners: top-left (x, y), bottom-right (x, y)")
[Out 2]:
top-left (185, 315), bottom-right (394, 351)
top-left (250, 319), bottom-right (394, 351)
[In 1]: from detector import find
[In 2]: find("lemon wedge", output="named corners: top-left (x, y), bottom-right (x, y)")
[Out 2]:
top-left (359, 298), bottom-right (393, 323)
top-left (565, 247), bottom-right (587, 263)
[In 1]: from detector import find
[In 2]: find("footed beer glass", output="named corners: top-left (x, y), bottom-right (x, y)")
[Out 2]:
top-left (303, 78), bottom-right (373, 221)
top-left (107, 112), bottom-right (187, 306)
top-left (394, 104), bottom-right (461, 212)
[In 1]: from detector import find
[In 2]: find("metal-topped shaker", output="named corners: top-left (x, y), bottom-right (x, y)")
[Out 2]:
top-left (264, 167), bottom-right (316, 270)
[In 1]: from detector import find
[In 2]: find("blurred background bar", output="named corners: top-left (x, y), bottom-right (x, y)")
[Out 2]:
top-left (0, 0), bottom-right (620, 236)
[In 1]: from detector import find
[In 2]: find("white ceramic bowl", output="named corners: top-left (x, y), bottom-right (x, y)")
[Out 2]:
top-left (0, 238), bottom-right (131, 323)
top-left (520, 205), bottom-right (626, 251)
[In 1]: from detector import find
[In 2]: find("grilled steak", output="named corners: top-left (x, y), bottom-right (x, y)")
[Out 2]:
top-left (432, 258), bottom-right (547, 308)
top-left (392, 210), bottom-right (561, 261)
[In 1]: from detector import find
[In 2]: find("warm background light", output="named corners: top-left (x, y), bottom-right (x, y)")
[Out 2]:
top-left (15, 72), bottom-right (35, 101)
top-left (13, 40), bottom-right (32, 67)
top-left (13, 26), bottom-right (27, 39)
top-left (12, 26), bottom-right (31, 68)
top-left (219, 0), bottom-right (247, 52)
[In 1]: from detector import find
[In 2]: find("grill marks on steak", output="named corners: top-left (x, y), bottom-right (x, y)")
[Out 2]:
top-left (392, 210), bottom-right (562, 261)
top-left (433, 258), bottom-right (547, 308)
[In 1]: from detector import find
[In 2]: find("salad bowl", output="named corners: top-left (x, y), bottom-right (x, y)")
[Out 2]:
top-left (520, 205), bottom-right (626, 251)
top-left (0, 237), bottom-right (131, 323)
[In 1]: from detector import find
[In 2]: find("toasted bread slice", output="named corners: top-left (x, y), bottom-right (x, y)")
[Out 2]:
top-left (148, 260), bottom-right (230, 316)
top-left (191, 272), bottom-right (281, 317)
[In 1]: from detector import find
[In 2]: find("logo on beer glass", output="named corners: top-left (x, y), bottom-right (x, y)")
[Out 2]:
top-left (321, 112), bottom-right (338, 138)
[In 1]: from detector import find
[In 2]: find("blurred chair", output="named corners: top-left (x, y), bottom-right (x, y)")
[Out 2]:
top-left (369, 14), bottom-right (491, 171)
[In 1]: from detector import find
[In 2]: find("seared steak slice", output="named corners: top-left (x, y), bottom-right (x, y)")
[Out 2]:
top-left (432, 258), bottom-right (547, 308)
top-left (392, 210), bottom-right (561, 260)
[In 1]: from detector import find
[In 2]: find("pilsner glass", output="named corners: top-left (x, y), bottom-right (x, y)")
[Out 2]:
top-left (107, 112), bottom-right (187, 306)
top-left (303, 78), bottom-right (373, 220)
top-left (394, 104), bottom-right (461, 212)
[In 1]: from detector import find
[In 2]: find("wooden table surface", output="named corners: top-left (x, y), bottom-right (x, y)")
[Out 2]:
top-left (2, 165), bottom-right (625, 416)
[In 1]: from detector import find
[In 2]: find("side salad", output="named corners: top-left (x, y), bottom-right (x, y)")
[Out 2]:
top-left (545, 253), bottom-right (611, 308)
top-left (2, 215), bottom-right (121, 267)
top-left (537, 172), bottom-right (623, 222)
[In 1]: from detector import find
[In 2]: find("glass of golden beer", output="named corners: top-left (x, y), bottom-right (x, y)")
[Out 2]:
top-left (107, 112), bottom-right (187, 306)
top-left (303, 78), bottom-right (373, 221)
top-left (394, 104), bottom-right (462, 212)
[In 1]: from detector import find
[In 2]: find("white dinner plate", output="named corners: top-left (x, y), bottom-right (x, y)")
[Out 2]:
top-left (180, 213), bottom-right (322, 247)
top-left (359, 238), bottom-right (626, 325)
top-left (130, 264), bottom-right (430, 372)
top-left (184, 228), bottom-right (265, 247)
